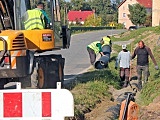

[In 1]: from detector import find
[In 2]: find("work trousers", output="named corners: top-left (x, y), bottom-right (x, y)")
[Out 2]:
top-left (136, 65), bottom-right (150, 88)
top-left (87, 47), bottom-right (96, 65)
top-left (120, 67), bottom-right (130, 81)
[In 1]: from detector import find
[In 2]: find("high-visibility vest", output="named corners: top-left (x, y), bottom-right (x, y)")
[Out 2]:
top-left (102, 36), bottom-right (111, 46)
top-left (24, 9), bottom-right (45, 30)
top-left (88, 41), bottom-right (101, 54)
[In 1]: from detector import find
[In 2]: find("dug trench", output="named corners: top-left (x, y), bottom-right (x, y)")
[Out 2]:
top-left (84, 77), bottom-right (139, 120)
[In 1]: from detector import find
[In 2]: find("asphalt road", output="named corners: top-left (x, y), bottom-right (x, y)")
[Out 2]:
top-left (42, 29), bottom-right (127, 82)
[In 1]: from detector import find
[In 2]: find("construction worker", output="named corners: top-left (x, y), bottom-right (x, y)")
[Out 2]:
top-left (131, 40), bottom-right (159, 90)
top-left (87, 40), bottom-right (105, 65)
top-left (115, 44), bottom-right (131, 87)
top-left (102, 36), bottom-right (112, 47)
top-left (102, 36), bottom-right (112, 57)
top-left (35, 2), bottom-right (50, 28)
top-left (23, 2), bottom-right (49, 30)
top-left (23, 9), bottom-right (45, 30)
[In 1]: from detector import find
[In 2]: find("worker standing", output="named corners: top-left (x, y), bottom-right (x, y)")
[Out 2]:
top-left (115, 44), bottom-right (131, 87)
top-left (131, 40), bottom-right (159, 90)
top-left (87, 40), bottom-right (105, 66)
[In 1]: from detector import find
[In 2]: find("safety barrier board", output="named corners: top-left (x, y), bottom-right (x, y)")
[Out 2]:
top-left (0, 88), bottom-right (74, 120)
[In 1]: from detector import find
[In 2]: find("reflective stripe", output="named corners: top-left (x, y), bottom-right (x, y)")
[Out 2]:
top-left (25, 22), bottom-right (44, 30)
top-left (11, 57), bottom-right (16, 69)
top-left (24, 9), bottom-right (44, 30)
top-left (24, 17), bottom-right (42, 25)
top-left (10, 50), bottom-right (25, 69)
top-left (88, 41), bottom-right (100, 54)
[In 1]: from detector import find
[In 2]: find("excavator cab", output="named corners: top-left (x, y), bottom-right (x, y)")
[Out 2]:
top-left (15, 0), bottom-right (70, 49)
top-left (0, 0), bottom-right (70, 49)
top-left (0, 0), bottom-right (70, 89)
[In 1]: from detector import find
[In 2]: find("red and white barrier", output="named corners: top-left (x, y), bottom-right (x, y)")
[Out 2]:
top-left (0, 83), bottom-right (74, 120)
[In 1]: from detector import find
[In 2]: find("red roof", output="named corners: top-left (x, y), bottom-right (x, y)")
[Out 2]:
top-left (68, 11), bottom-right (94, 21)
top-left (118, 0), bottom-right (152, 8)
top-left (137, 0), bottom-right (152, 8)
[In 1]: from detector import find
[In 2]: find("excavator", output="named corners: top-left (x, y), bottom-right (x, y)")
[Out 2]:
top-left (0, 0), bottom-right (71, 89)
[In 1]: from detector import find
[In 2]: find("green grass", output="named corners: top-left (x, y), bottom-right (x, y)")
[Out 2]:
top-left (139, 79), bottom-right (160, 105)
top-left (111, 27), bottom-right (155, 42)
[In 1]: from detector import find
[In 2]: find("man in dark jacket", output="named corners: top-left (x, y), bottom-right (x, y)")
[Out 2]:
top-left (131, 40), bottom-right (159, 90)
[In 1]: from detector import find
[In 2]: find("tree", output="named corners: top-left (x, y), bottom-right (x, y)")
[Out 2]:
top-left (144, 14), bottom-right (152, 27)
top-left (128, 4), bottom-right (147, 26)
top-left (70, 0), bottom-right (91, 10)
top-left (84, 14), bottom-right (101, 26)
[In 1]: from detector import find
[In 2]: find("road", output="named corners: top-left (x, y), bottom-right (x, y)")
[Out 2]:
top-left (42, 29), bottom-right (127, 83)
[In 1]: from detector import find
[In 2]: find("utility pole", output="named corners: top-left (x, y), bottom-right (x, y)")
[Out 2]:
top-left (64, 4), bottom-right (67, 25)
top-left (92, 7), bottom-right (96, 24)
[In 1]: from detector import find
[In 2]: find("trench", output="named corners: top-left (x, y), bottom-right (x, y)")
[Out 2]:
top-left (104, 79), bottom-right (139, 119)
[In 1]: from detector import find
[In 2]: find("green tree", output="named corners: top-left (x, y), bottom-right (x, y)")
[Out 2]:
top-left (91, 0), bottom-right (115, 25)
top-left (103, 0), bottom-right (113, 14)
top-left (70, 0), bottom-right (91, 10)
top-left (128, 3), bottom-right (147, 26)
top-left (84, 14), bottom-right (101, 26)
top-left (144, 14), bottom-right (152, 27)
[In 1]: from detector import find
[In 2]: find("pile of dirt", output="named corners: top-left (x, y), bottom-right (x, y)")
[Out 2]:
top-left (85, 99), bottom-right (118, 120)
top-left (85, 84), bottom-right (139, 120)
top-left (139, 96), bottom-right (160, 120)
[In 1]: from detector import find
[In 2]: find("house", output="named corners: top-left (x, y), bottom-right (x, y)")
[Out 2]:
top-left (152, 0), bottom-right (160, 27)
top-left (118, 0), bottom-right (152, 29)
top-left (67, 10), bottom-right (94, 25)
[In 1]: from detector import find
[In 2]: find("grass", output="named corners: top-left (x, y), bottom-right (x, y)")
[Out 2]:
top-left (66, 26), bottom-right (160, 119)
top-left (111, 27), bottom-right (155, 42)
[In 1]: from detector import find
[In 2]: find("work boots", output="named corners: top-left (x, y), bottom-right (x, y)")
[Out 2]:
top-left (123, 81), bottom-right (129, 88)
top-left (138, 80), bottom-right (142, 91)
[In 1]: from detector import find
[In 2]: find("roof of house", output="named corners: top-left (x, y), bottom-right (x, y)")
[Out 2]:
top-left (68, 10), bottom-right (94, 21)
top-left (137, 0), bottom-right (152, 8)
top-left (118, 0), bottom-right (152, 8)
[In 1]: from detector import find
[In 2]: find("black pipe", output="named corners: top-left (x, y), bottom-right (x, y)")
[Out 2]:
top-left (94, 45), bottom-right (111, 69)
top-left (102, 45), bottom-right (111, 57)
top-left (94, 55), bottom-right (110, 69)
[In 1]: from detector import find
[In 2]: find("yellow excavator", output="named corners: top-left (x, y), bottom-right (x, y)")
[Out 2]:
top-left (0, 0), bottom-right (71, 89)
